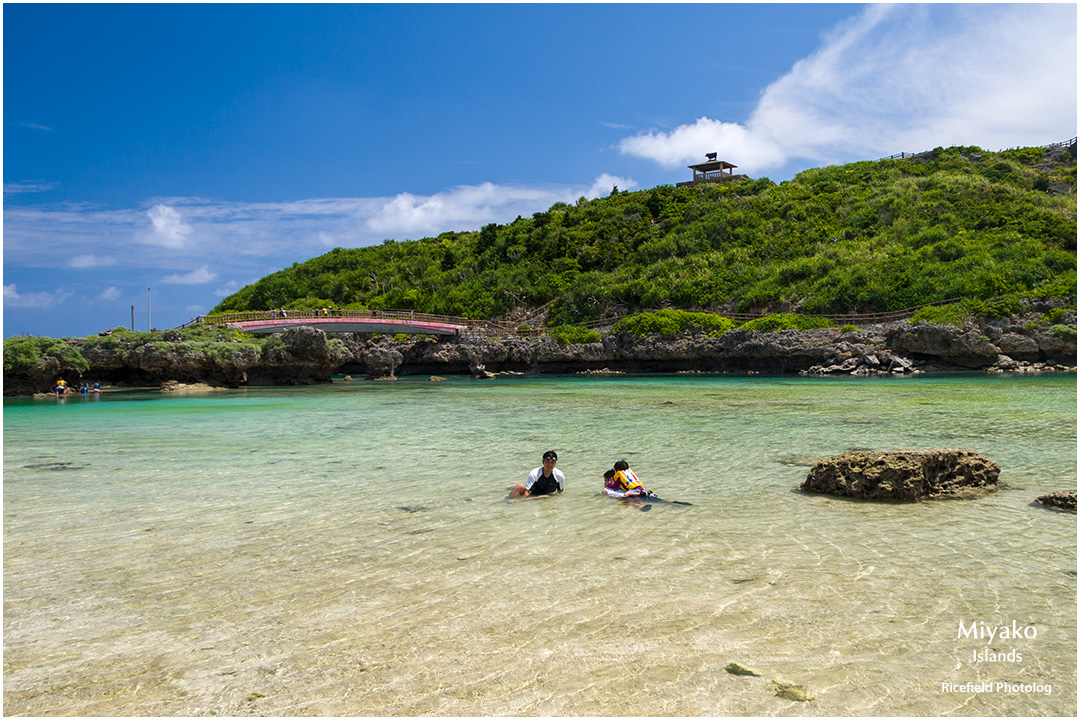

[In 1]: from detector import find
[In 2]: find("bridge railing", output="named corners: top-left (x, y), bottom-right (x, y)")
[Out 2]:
top-left (190, 308), bottom-right (514, 333)
top-left (186, 297), bottom-right (966, 338)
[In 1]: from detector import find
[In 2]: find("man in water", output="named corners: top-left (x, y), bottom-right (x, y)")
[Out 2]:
top-left (507, 450), bottom-right (565, 498)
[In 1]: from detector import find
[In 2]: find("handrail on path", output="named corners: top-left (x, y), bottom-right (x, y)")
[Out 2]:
top-left (183, 295), bottom-right (963, 338)
top-left (185, 308), bottom-right (517, 336)
top-left (183, 297), bottom-right (963, 337)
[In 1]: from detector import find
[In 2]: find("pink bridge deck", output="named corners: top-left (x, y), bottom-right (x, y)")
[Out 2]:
top-left (228, 317), bottom-right (467, 336)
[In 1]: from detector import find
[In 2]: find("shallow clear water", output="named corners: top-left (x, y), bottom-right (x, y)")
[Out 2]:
top-left (3, 373), bottom-right (1076, 716)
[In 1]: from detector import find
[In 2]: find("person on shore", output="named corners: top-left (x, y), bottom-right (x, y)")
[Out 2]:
top-left (507, 451), bottom-right (565, 498)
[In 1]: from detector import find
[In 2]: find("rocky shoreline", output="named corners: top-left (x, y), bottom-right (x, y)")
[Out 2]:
top-left (4, 315), bottom-right (1076, 396)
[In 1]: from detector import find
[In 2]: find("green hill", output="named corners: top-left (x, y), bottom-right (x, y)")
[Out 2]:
top-left (213, 143), bottom-right (1077, 325)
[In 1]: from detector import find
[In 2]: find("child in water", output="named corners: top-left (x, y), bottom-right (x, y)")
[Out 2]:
top-left (611, 459), bottom-right (646, 497)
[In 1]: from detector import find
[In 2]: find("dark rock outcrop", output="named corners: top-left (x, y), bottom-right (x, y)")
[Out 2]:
top-left (1034, 491), bottom-right (1077, 512)
top-left (800, 449), bottom-right (1001, 502)
top-left (4, 355), bottom-right (67, 396)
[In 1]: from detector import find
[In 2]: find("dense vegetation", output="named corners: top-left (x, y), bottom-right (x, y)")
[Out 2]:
top-left (212, 143), bottom-right (1073, 326)
top-left (609, 309), bottom-right (738, 338)
top-left (3, 324), bottom-right (273, 377)
top-left (3, 335), bottom-right (90, 373)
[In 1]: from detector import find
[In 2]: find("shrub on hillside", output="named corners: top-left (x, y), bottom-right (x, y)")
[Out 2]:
top-left (549, 325), bottom-right (601, 345)
top-left (908, 302), bottom-right (974, 327)
top-left (975, 296), bottom-right (1023, 319)
top-left (1047, 324), bottom-right (1078, 343)
top-left (611, 309), bottom-right (736, 338)
top-left (3, 336), bottom-right (89, 373)
top-left (740, 313), bottom-right (833, 333)
top-left (285, 297), bottom-right (338, 310)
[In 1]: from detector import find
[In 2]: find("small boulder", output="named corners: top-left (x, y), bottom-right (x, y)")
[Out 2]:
top-left (801, 449), bottom-right (1000, 502)
top-left (160, 380), bottom-right (225, 393)
top-left (726, 662), bottom-right (763, 677)
top-left (1034, 491), bottom-right (1077, 512)
top-left (772, 680), bottom-right (814, 702)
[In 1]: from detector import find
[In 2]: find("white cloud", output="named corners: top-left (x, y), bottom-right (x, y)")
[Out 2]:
top-left (69, 254), bottom-right (118, 269)
top-left (3, 175), bottom-right (640, 321)
top-left (4, 284), bottom-right (74, 309)
top-left (162, 265), bottom-right (217, 285)
top-left (619, 117), bottom-right (787, 171)
top-left (4, 181), bottom-right (58, 194)
top-left (585, 174), bottom-right (638, 200)
top-left (99, 286), bottom-right (122, 301)
top-left (364, 182), bottom-right (570, 237)
top-left (619, 4), bottom-right (1077, 173)
top-left (146, 204), bottom-right (194, 248)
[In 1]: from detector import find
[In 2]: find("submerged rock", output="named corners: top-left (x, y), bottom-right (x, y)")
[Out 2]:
top-left (160, 380), bottom-right (227, 393)
top-left (726, 662), bottom-right (763, 677)
top-left (772, 680), bottom-right (814, 702)
top-left (1034, 491), bottom-right (1077, 512)
top-left (800, 449), bottom-right (1001, 502)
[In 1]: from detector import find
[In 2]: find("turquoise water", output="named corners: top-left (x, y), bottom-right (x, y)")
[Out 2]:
top-left (3, 373), bottom-right (1076, 716)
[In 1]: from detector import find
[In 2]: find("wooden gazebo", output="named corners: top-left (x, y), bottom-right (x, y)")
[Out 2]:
top-left (676, 153), bottom-right (750, 187)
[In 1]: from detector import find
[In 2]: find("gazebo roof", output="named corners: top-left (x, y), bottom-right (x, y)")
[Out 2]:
top-left (688, 159), bottom-right (737, 172)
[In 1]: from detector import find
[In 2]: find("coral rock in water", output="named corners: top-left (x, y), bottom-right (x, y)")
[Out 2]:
top-left (1034, 491), bottom-right (1077, 512)
top-left (801, 449), bottom-right (1000, 502)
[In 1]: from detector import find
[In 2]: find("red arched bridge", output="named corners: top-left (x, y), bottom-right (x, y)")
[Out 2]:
top-left (190, 309), bottom-right (498, 336)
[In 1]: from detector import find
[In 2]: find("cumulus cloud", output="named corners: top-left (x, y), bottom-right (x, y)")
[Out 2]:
top-left (585, 174), bottom-right (638, 199)
top-left (146, 204), bottom-right (194, 248)
top-left (619, 3), bottom-right (1077, 173)
top-left (162, 265), bottom-right (217, 285)
top-left (4, 284), bottom-right (73, 309)
top-left (618, 118), bottom-right (786, 171)
top-left (3, 173), bottom-right (637, 331)
top-left (364, 182), bottom-right (569, 237)
top-left (5, 175), bottom-right (636, 278)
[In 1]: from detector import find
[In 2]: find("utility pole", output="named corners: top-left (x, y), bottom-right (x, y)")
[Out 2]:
top-left (130, 305), bottom-right (135, 331)
top-left (147, 288), bottom-right (151, 332)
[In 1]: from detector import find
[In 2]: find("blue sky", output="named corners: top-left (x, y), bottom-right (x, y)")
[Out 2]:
top-left (3, 3), bottom-right (1076, 338)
